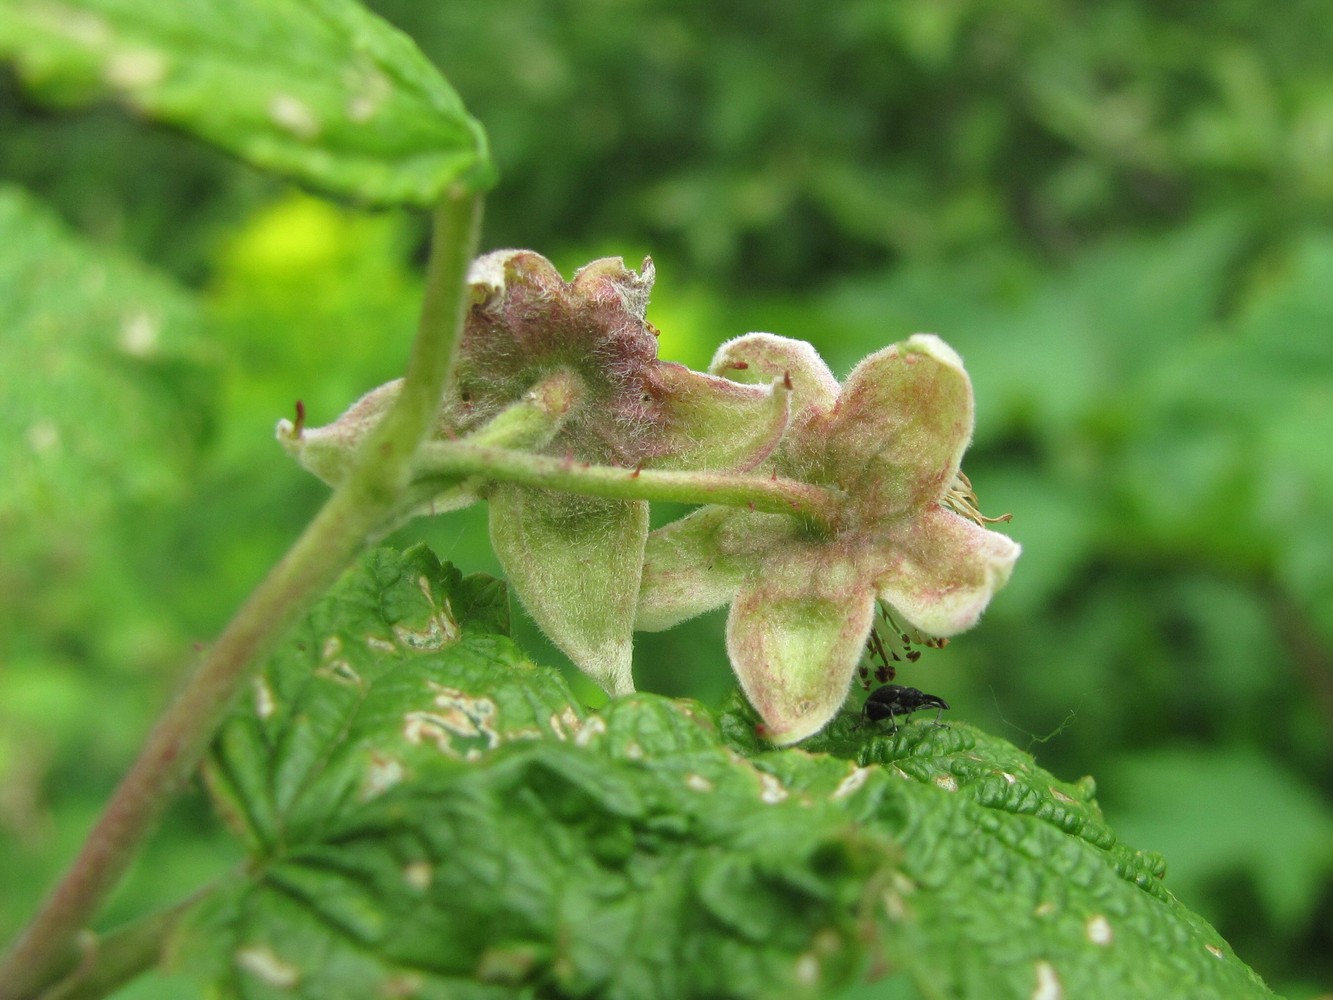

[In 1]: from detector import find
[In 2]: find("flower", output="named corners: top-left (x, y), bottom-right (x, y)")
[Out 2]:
top-left (636, 333), bottom-right (1020, 744)
top-left (280, 252), bottom-right (790, 695)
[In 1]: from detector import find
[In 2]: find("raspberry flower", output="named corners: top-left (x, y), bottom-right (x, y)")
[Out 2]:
top-left (280, 252), bottom-right (790, 695)
top-left (636, 333), bottom-right (1020, 744)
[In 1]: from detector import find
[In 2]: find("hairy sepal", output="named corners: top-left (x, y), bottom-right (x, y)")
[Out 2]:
top-left (488, 485), bottom-right (647, 695)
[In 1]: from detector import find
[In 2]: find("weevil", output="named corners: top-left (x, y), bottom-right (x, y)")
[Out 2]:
top-left (862, 684), bottom-right (950, 733)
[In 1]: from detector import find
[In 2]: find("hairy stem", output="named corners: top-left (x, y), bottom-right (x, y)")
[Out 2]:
top-left (0, 193), bottom-right (482, 1000)
top-left (413, 441), bottom-right (846, 526)
top-left (36, 890), bottom-right (210, 1000)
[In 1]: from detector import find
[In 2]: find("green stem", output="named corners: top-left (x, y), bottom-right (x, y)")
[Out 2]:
top-left (0, 193), bottom-right (482, 1000)
top-left (36, 890), bottom-right (210, 1000)
top-left (413, 441), bottom-right (846, 526)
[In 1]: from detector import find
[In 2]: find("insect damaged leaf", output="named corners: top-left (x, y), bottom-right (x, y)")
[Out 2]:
top-left (0, 0), bottom-right (494, 204)
top-left (189, 546), bottom-right (1274, 1000)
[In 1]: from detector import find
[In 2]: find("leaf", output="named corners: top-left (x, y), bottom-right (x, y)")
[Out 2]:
top-left (0, 184), bottom-right (217, 527)
top-left (190, 546), bottom-right (1276, 999)
top-left (203, 544), bottom-right (557, 854)
top-left (0, 0), bottom-right (494, 205)
top-left (195, 547), bottom-right (884, 998)
top-left (754, 698), bottom-right (1277, 1000)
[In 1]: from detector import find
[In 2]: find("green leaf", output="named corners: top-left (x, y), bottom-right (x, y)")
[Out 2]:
top-left (0, 0), bottom-right (495, 204)
top-left (203, 544), bottom-right (553, 854)
top-left (191, 546), bottom-right (1275, 999)
top-left (756, 699), bottom-right (1277, 1000)
top-left (0, 184), bottom-right (217, 526)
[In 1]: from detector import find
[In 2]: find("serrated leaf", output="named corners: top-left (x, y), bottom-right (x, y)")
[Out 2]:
top-left (0, 184), bottom-right (216, 526)
top-left (0, 0), bottom-right (494, 204)
top-left (203, 544), bottom-right (568, 854)
top-left (193, 547), bottom-right (1275, 999)
top-left (737, 697), bottom-right (1277, 1000)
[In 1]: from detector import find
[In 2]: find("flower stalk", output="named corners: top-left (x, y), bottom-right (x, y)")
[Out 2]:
top-left (412, 440), bottom-right (846, 526)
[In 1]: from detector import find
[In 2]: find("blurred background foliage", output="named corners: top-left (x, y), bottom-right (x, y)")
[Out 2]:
top-left (2, 0), bottom-right (1331, 996)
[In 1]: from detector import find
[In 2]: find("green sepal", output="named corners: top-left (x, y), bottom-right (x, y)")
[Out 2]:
top-left (487, 486), bottom-right (648, 695)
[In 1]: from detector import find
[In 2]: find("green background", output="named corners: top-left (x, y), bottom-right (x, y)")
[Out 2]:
top-left (2, 1), bottom-right (1330, 996)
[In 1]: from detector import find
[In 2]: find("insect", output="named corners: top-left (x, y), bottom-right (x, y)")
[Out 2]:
top-left (862, 684), bottom-right (950, 733)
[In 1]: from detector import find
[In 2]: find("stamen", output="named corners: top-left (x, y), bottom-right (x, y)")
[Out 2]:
top-left (941, 469), bottom-right (1012, 526)
top-left (857, 600), bottom-right (946, 685)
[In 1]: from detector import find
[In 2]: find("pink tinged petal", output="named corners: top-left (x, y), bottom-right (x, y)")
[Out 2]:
top-left (874, 506), bottom-right (1021, 637)
top-left (647, 363), bottom-right (790, 472)
top-left (830, 334), bottom-right (974, 512)
top-left (489, 486), bottom-right (648, 695)
top-left (727, 575), bottom-right (877, 745)
top-left (709, 333), bottom-right (840, 416)
top-left (637, 507), bottom-right (750, 632)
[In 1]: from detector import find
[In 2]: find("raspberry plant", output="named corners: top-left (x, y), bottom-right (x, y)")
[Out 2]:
top-left (0, 2), bottom-right (1280, 998)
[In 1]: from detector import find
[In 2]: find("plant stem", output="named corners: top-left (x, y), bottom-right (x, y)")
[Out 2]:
top-left (36, 890), bottom-right (211, 1000)
top-left (0, 193), bottom-right (482, 1000)
top-left (413, 440), bottom-right (846, 526)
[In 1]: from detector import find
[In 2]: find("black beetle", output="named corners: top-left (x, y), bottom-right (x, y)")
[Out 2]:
top-left (863, 684), bottom-right (950, 732)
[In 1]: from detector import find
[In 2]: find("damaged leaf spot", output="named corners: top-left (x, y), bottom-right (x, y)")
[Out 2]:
top-left (236, 944), bottom-right (300, 988)
top-left (362, 751), bottom-right (405, 800)
top-left (365, 635), bottom-right (397, 654)
top-left (268, 94), bottom-right (319, 139)
top-left (1032, 961), bottom-right (1062, 1000)
top-left (403, 860), bottom-right (433, 892)
top-left (548, 705), bottom-right (582, 741)
top-left (403, 682), bottom-right (500, 757)
top-left (392, 581), bottom-right (461, 651)
top-left (572, 715), bottom-right (607, 747)
top-left (685, 773), bottom-right (714, 792)
top-left (832, 765), bottom-right (870, 800)
top-left (252, 677), bottom-right (276, 720)
top-left (757, 771), bottom-right (788, 804)
top-left (1085, 915), bottom-right (1113, 946)
top-left (794, 952), bottom-right (819, 985)
top-left (314, 636), bottom-right (363, 686)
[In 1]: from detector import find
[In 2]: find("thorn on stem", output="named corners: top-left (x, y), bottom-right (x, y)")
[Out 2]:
top-left (293, 399), bottom-right (306, 436)
top-left (630, 462), bottom-right (643, 478)
top-left (783, 370), bottom-right (793, 390)
top-left (728, 361), bottom-right (749, 370)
